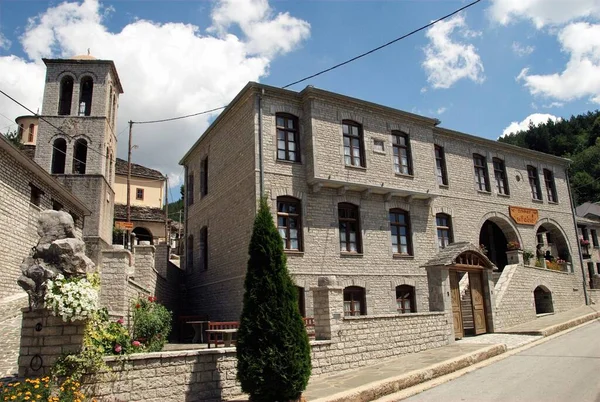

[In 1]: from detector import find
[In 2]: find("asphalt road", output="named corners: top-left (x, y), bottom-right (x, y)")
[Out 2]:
top-left (403, 320), bottom-right (600, 402)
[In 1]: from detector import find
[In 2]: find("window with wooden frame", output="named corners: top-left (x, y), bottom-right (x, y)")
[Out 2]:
top-left (597, 262), bottom-right (600, 274)
top-left (277, 197), bottom-right (302, 251)
top-left (28, 124), bottom-right (35, 143)
top-left (435, 145), bottom-right (448, 185)
top-left (200, 157), bottom-right (208, 197)
top-left (493, 158), bottom-right (509, 195)
top-left (186, 173), bottom-right (194, 205)
top-left (390, 208), bottom-right (412, 256)
top-left (473, 154), bottom-right (490, 192)
top-left (276, 114), bottom-right (300, 162)
top-left (343, 286), bottom-right (366, 316)
top-left (543, 169), bottom-right (557, 203)
top-left (528, 165), bottom-right (542, 200)
top-left (436, 213), bottom-right (453, 249)
top-left (200, 226), bottom-right (208, 270)
top-left (342, 120), bottom-right (365, 167)
top-left (136, 188), bottom-right (144, 200)
top-left (396, 285), bottom-right (415, 313)
top-left (338, 203), bottom-right (361, 253)
top-left (591, 229), bottom-right (599, 248)
top-left (392, 131), bottom-right (412, 175)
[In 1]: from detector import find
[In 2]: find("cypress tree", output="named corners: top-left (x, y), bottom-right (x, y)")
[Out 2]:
top-left (237, 197), bottom-right (311, 402)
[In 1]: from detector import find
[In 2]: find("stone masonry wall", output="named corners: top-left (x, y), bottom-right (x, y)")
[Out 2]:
top-left (99, 249), bottom-right (133, 318)
top-left (132, 245), bottom-right (157, 292)
top-left (0, 146), bottom-right (85, 300)
top-left (494, 264), bottom-right (585, 330)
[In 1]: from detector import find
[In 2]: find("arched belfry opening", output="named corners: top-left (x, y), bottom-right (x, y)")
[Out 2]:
top-left (79, 77), bottom-right (93, 116)
top-left (51, 138), bottom-right (67, 174)
top-left (58, 76), bottom-right (74, 116)
top-left (72, 139), bottom-right (87, 174)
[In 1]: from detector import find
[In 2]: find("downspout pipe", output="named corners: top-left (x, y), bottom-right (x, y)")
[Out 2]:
top-left (258, 89), bottom-right (264, 197)
top-left (566, 167), bottom-right (589, 305)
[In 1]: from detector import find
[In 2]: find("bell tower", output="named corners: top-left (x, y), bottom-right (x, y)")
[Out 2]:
top-left (35, 54), bottom-right (124, 246)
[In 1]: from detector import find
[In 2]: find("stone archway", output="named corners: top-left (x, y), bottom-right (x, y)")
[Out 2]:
top-left (479, 215), bottom-right (521, 271)
top-left (533, 285), bottom-right (554, 314)
top-left (534, 220), bottom-right (571, 264)
top-left (132, 227), bottom-right (153, 245)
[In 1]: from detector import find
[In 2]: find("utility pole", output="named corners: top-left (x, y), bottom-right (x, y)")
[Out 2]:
top-left (178, 209), bottom-right (182, 255)
top-left (126, 120), bottom-right (133, 225)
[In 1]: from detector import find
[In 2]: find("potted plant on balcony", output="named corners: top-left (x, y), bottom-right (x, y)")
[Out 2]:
top-left (581, 239), bottom-right (591, 247)
top-left (507, 241), bottom-right (521, 250)
top-left (506, 241), bottom-right (524, 265)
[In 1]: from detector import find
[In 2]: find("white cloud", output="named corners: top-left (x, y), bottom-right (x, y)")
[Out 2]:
top-left (436, 107), bottom-right (447, 115)
top-left (488, 0), bottom-right (600, 28)
top-left (0, 33), bottom-right (11, 50)
top-left (543, 101), bottom-right (565, 108)
top-left (422, 14), bottom-right (485, 89)
top-left (420, 87), bottom-right (427, 94)
top-left (512, 41), bottom-right (534, 56)
top-left (517, 22), bottom-right (600, 104)
top-left (501, 113), bottom-right (561, 137)
top-left (0, 0), bottom-right (310, 188)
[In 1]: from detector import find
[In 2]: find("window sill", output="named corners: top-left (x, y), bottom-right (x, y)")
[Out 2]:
top-left (532, 198), bottom-right (544, 204)
top-left (438, 184), bottom-right (449, 189)
top-left (393, 254), bottom-right (414, 259)
top-left (394, 173), bottom-right (414, 179)
top-left (497, 193), bottom-right (510, 198)
top-left (373, 150), bottom-right (386, 155)
top-left (548, 201), bottom-right (559, 205)
top-left (276, 159), bottom-right (302, 165)
top-left (344, 164), bottom-right (367, 171)
top-left (284, 250), bottom-right (304, 256)
top-left (340, 252), bottom-right (363, 258)
top-left (477, 190), bottom-right (492, 195)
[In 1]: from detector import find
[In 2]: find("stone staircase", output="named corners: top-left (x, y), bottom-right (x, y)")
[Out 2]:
top-left (460, 286), bottom-right (474, 331)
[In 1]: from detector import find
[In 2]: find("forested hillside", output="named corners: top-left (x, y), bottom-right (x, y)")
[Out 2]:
top-left (499, 110), bottom-right (600, 204)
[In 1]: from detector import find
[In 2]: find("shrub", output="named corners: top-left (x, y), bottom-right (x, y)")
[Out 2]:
top-left (1, 376), bottom-right (93, 401)
top-left (87, 309), bottom-right (133, 355)
top-left (237, 197), bottom-right (311, 402)
top-left (523, 249), bottom-right (534, 265)
top-left (132, 296), bottom-right (172, 352)
top-left (45, 274), bottom-right (99, 322)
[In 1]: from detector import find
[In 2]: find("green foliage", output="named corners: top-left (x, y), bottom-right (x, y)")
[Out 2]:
top-left (237, 197), bottom-right (311, 402)
top-left (0, 376), bottom-right (92, 401)
top-left (131, 296), bottom-right (172, 352)
top-left (499, 110), bottom-right (600, 203)
top-left (87, 308), bottom-right (134, 356)
top-left (523, 249), bottom-right (534, 265)
top-left (3, 129), bottom-right (23, 149)
top-left (112, 227), bottom-right (126, 245)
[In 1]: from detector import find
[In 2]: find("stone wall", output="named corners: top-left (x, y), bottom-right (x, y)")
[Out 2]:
top-left (494, 264), bottom-right (585, 330)
top-left (132, 245), bottom-right (156, 292)
top-left (99, 249), bottom-right (133, 319)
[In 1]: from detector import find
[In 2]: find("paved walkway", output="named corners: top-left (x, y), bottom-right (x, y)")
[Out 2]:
top-left (501, 305), bottom-right (600, 335)
top-left (457, 333), bottom-right (541, 350)
top-left (0, 315), bottom-right (21, 382)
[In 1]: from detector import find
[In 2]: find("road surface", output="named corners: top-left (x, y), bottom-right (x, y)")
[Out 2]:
top-left (403, 320), bottom-right (600, 402)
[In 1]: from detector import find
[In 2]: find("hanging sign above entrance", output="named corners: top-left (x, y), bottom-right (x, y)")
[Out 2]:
top-left (115, 221), bottom-right (134, 230)
top-left (509, 206), bottom-right (538, 225)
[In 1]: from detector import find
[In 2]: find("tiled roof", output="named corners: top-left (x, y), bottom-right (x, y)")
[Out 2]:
top-left (576, 202), bottom-right (600, 220)
top-left (423, 242), bottom-right (495, 269)
top-left (114, 204), bottom-right (165, 222)
top-left (115, 158), bottom-right (165, 180)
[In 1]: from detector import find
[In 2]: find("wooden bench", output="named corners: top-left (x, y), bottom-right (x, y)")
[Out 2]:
top-left (303, 317), bottom-right (315, 339)
top-left (207, 321), bottom-right (239, 348)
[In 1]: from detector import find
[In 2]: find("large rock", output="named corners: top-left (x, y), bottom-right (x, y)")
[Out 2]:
top-left (37, 210), bottom-right (76, 246)
top-left (47, 239), bottom-right (94, 275)
top-left (18, 263), bottom-right (56, 310)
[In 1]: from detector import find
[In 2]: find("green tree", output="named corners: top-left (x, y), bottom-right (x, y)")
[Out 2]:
top-left (3, 129), bottom-right (22, 149)
top-left (237, 197), bottom-right (311, 402)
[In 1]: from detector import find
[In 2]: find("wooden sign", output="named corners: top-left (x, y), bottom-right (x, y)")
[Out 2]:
top-left (115, 221), bottom-right (134, 230)
top-left (509, 206), bottom-right (538, 225)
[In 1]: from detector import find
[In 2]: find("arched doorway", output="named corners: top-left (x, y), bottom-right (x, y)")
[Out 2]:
top-left (533, 286), bottom-right (554, 314)
top-left (479, 218), bottom-right (519, 271)
top-left (132, 227), bottom-right (153, 245)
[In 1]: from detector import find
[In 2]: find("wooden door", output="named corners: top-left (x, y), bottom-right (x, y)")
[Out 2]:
top-left (449, 271), bottom-right (463, 339)
top-left (469, 272), bottom-right (487, 335)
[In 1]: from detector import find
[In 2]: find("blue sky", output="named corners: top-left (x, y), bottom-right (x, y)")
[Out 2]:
top-left (1, 0), bottom-right (599, 200)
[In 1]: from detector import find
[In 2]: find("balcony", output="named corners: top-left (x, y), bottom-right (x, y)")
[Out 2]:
top-left (309, 177), bottom-right (435, 202)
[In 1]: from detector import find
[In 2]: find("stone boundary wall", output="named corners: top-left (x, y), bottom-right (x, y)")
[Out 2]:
top-left (589, 289), bottom-right (600, 305)
top-left (494, 264), bottom-right (585, 330)
top-left (99, 249), bottom-right (133, 319)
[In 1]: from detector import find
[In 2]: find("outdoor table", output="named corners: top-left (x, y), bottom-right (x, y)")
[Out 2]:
top-left (206, 328), bottom-right (238, 348)
top-left (186, 320), bottom-right (209, 343)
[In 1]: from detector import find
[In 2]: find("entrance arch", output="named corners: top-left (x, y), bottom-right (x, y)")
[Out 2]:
top-left (132, 227), bottom-right (153, 244)
top-left (479, 215), bottom-right (521, 271)
top-left (534, 220), bottom-right (571, 264)
top-left (533, 286), bottom-right (554, 314)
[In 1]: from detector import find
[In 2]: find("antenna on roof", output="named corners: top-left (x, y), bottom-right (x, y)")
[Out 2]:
top-left (87, 48), bottom-right (90, 55)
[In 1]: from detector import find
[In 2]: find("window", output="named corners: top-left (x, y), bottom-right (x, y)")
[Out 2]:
top-left (390, 209), bottom-right (412, 256)
top-left (29, 184), bottom-right (43, 206)
top-left (373, 139), bottom-right (385, 153)
top-left (200, 226), bottom-right (208, 270)
top-left (528, 165), bottom-right (542, 200)
top-left (186, 235), bottom-right (194, 270)
top-left (28, 124), bottom-right (35, 143)
top-left (18, 124), bottom-right (24, 141)
top-left (592, 229), bottom-right (599, 248)
top-left (276, 114), bottom-right (300, 162)
top-left (543, 169), bottom-right (558, 203)
top-left (136, 188), bottom-right (144, 200)
top-left (473, 154), bottom-right (490, 192)
top-left (393, 131), bottom-right (412, 175)
top-left (338, 203), bottom-right (361, 253)
top-left (297, 286), bottom-right (306, 317)
top-left (58, 76), bottom-right (74, 115)
top-left (343, 286), bottom-right (366, 316)
top-left (200, 157), bottom-right (208, 197)
top-left (597, 263), bottom-right (600, 275)
top-left (396, 285), bottom-right (415, 313)
top-left (493, 158), bottom-right (509, 195)
top-left (186, 173), bottom-right (194, 205)
top-left (537, 233), bottom-right (544, 246)
top-left (342, 120), bottom-right (365, 167)
top-left (436, 213), bottom-right (453, 249)
top-left (52, 199), bottom-right (63, 211)
top-left (278, 197), bottom-right (302, 251)
top-left (72, 139), bottom-right (87, 174)
top-left (435, 145), bottom-right (448, 185)
top-left (51, 138), bottom-right (67, 174)
top-left (79, 77), bottom-right (93, 116)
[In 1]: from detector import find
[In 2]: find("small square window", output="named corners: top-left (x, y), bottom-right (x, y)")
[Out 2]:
top-left (52, 199), bottom-right (63, 211)
top-left (373, 139), bottom-right (385, 153)
top-left (29, 183), bottom-right (43, 207)
top-left (136, 188), bottom-right (144, 200)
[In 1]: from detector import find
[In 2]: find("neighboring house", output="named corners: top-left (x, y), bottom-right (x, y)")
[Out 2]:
top-left (0, 134), bottom-right (90, 299)
top-left (180, 82), bottom-right (585, 337)
top-left (113, 158), bottom-right (167, 245)
top-left (576, 202), bottom-right (600, 289)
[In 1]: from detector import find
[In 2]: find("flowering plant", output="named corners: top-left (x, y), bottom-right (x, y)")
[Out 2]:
top-left (507, 241), bottom-right (521, 251)
top-left (580, 239), bottom-right (591, 246)
top-left (45, 274), bottom-right (99, 322)
top-left (556, 258), bottom-right (567, 264)
top-left (0, 376), bottom-right (93, 402)
top-left (132, 296), bottom-right (172, 352)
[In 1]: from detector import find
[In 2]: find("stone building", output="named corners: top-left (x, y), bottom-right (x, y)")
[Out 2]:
top-left (0, 134), bottom-right (90, 300)
top-left (576, 202), bottom-right (600, 290)
top-left (113, 157), bottom-right (167, 245)
top-left (183, 82), bottom-right (585, 338)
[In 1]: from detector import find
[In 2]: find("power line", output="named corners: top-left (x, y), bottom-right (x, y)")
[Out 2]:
top-left (130, 0), bottom-right (482, 125)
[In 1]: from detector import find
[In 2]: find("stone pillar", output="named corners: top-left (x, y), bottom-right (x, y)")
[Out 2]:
top-left (19, 309), bottom-right (86, 377)
top-left (426, 266), bottom-right (454, 343)
top-left (310, 276), bottom-right (344, 341)
top-left (506, 250), bottom-right (524, 265)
